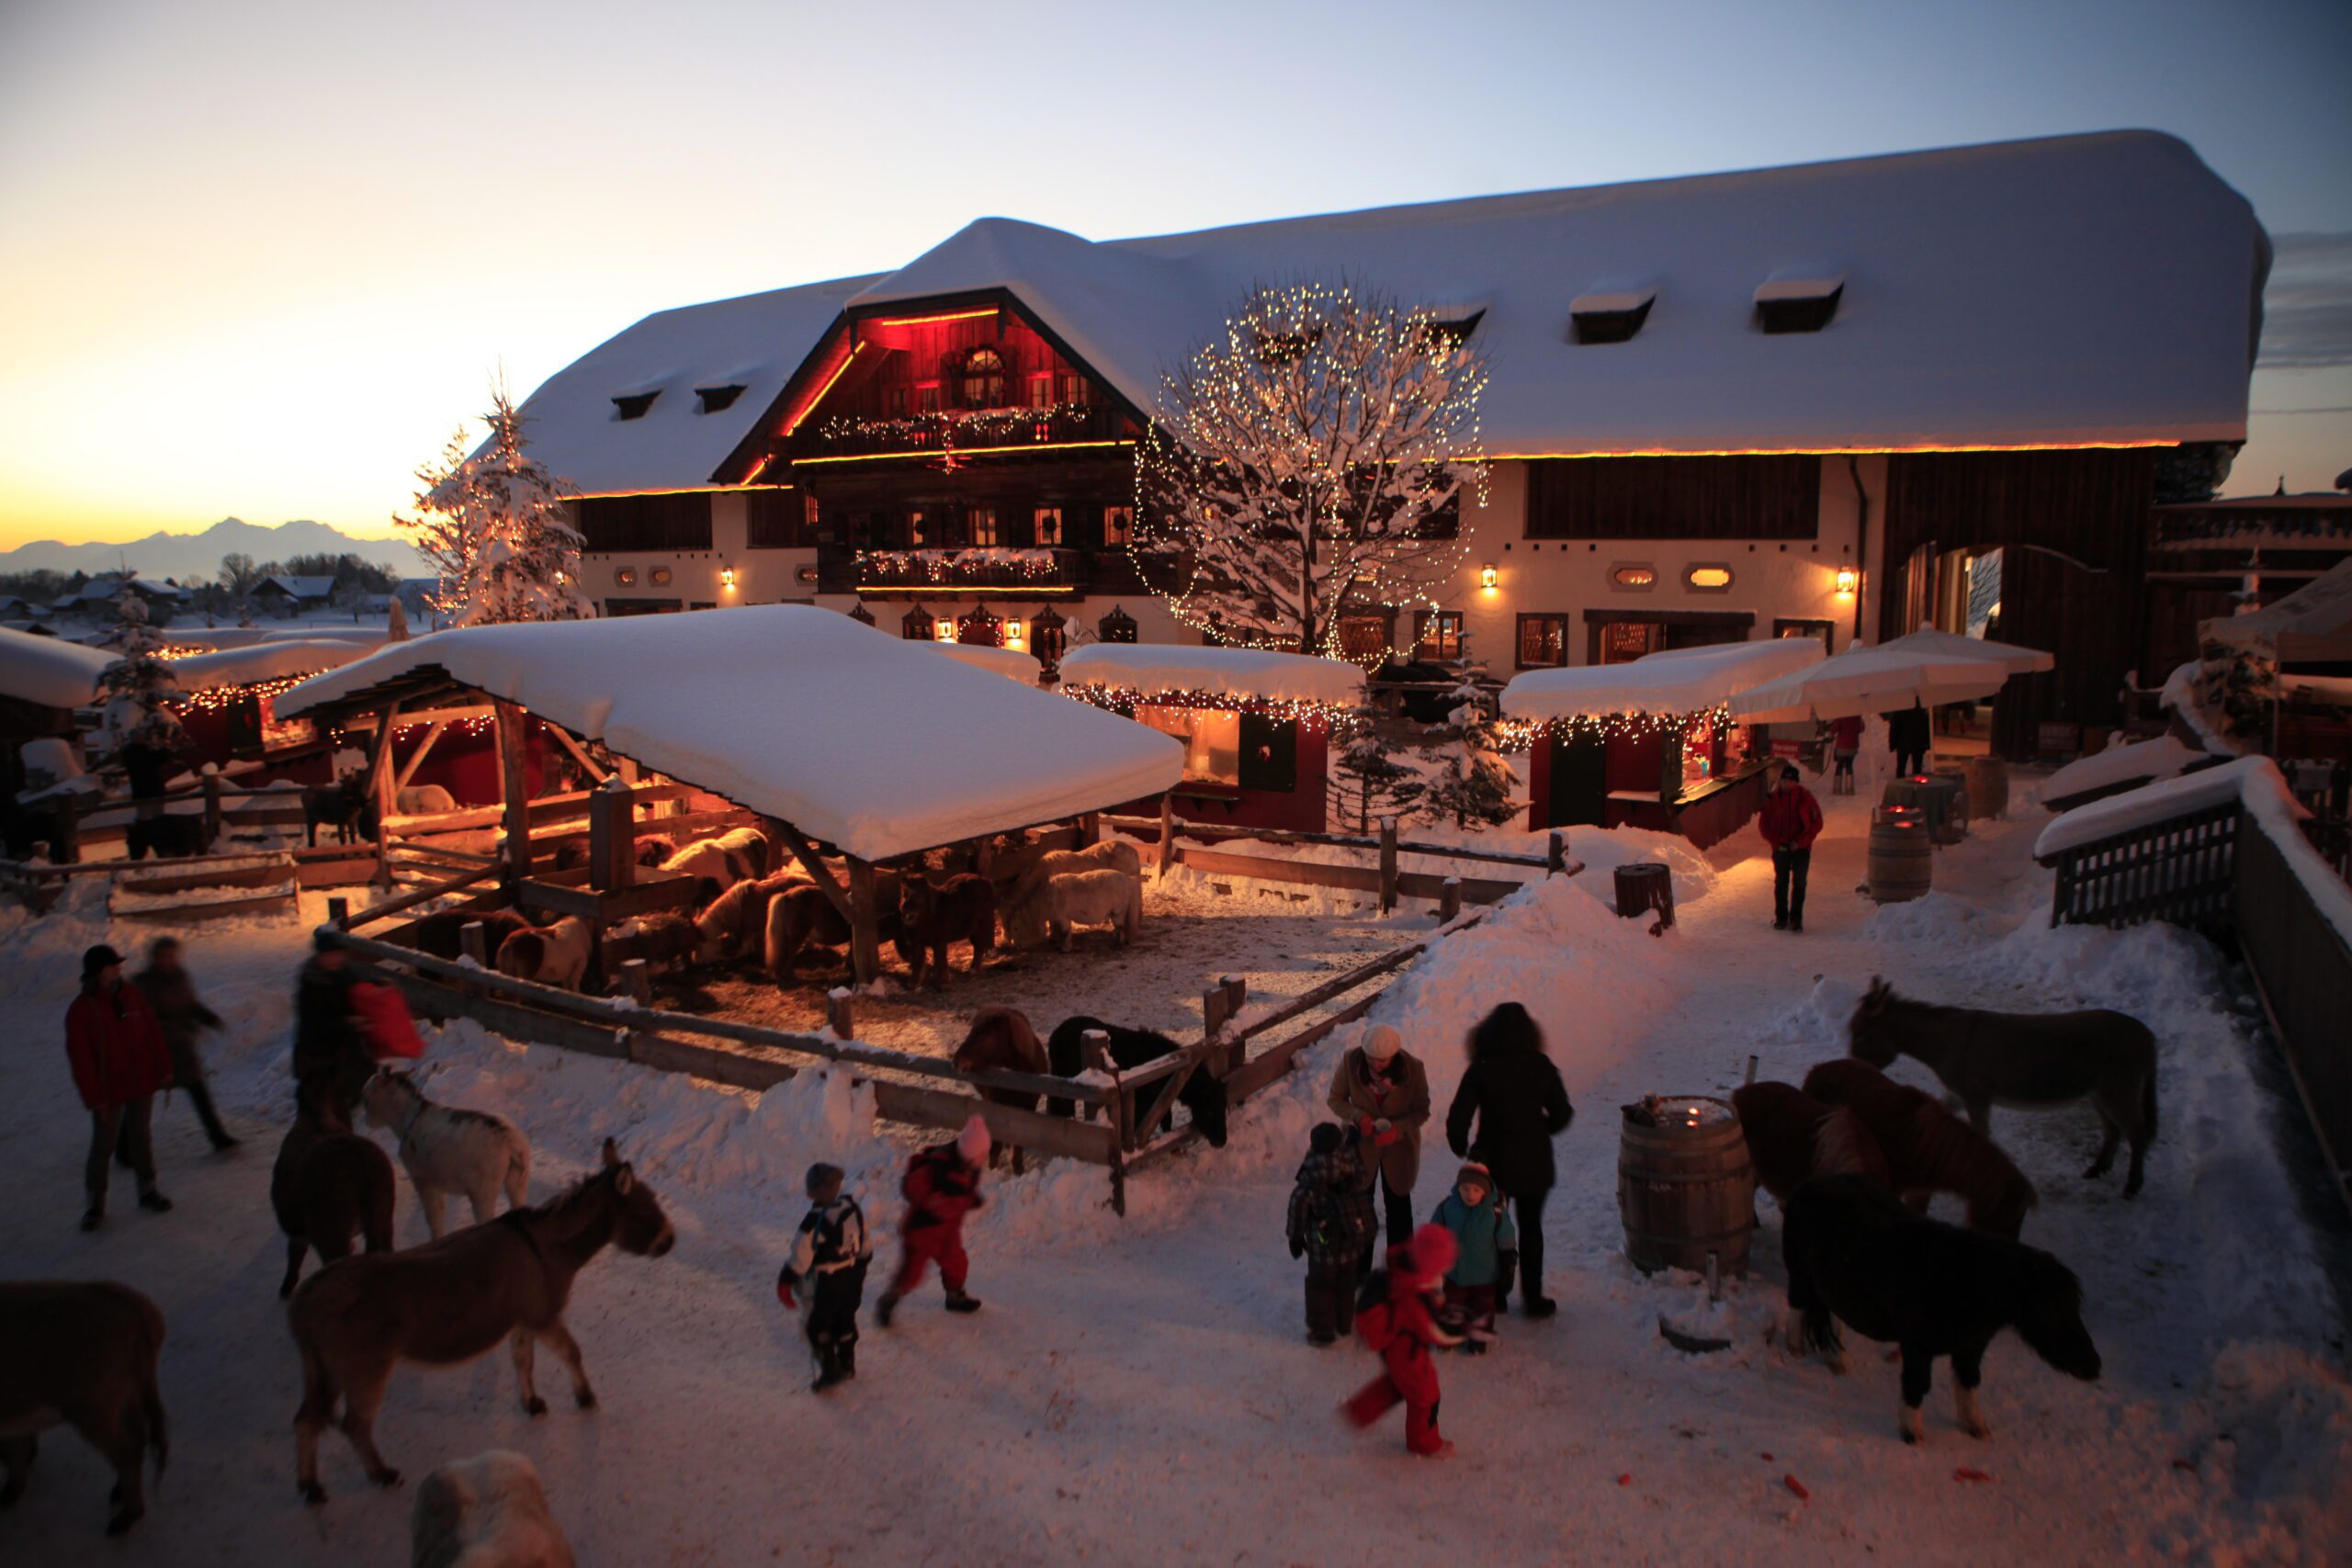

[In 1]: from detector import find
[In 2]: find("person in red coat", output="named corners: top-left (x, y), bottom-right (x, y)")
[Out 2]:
top-left (1828, 714), bottom-right (1865, 795)
top-left (1343, 1224), bottom-right (1464, 1457)
top-left (66, 944), bottom-right (175, 1230)
top-left (1758, 762), bottom-right (1825, 932)
top-left (876, 1114), bottom-right (989, 1326)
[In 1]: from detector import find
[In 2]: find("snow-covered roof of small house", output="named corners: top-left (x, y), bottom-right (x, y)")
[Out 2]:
top-left (260, 575), bottom-right (337, 601)
top-left (277, 607), bottom-right (1183, 861)
top-left (1057, 643), bottom-right (1367, 706)
top-left (0, 625), bottom-right (115, 708)
top-left (165, 639), bottom-right (371, 694)
top-left (2202, 558), bottom-right (2352, 664)
top-left (1503, 637), bottom-right (1825, 723)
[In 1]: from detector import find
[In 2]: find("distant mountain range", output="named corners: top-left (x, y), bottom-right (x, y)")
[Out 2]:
top-left (0, 518), bottom-right (427, 583)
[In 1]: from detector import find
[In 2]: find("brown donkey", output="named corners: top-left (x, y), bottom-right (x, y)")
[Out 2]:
top-left (272, 1079), bottom-right (397, 1297)
top-left (0, 1282), bottom-right (169, 1536)
top-left (1803, 1058), bottom-right (2038, 1239)
top-left (287, 1139), bottom-right (675, 1504)
top-left (1732, 1079), bottom-right (1892, 1202)
top-left (1849, 978), bottom-right (2157, 1196)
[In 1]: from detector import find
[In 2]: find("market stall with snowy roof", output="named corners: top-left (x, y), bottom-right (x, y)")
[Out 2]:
top-left (1504, 637), bottom-right (1824, 847)
top-left (0, 626), bottom-right (112, 797)
top-left (279, 606), bottom-right (1183, 981)
top-left (158, 638), bottom-right (378, 776)
top-left (1057, 642), bottom-right (1364, 832)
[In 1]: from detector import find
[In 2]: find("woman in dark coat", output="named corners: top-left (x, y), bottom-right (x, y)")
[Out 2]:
top-left (1443, 1002), bottom-right (1572, 1317)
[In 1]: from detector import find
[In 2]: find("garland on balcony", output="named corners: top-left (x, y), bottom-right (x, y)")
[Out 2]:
top-left (1058, 682), bottom-right (1353, 725)
top-left (814, 402), bottom-right (1098, 449)
top-left (859, 547), bottom-right (1061, 583)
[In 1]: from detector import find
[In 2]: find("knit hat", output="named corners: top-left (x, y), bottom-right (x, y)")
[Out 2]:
top-left (82, 944), bottom-right (124, 980)
top-left (1309, 1122), bottom-right (1344, 1156)
top-left (1363, 1023), bottom-right (1403, 1065)
top-left (1780, 762), bottom-right (1801, 783)
top-left (956, 1114), bottom-right (991, 1165)
top-left (1455, 1160), bottom-right (1494, 1200)
top-left (1404, 1224), bottom-right (1459, 1281)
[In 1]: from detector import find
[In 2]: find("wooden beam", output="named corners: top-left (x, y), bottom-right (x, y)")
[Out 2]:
top-left (339, 863), bottom-right (502, 930)
top-left (393, 719), bottom-right (447, 789)
top-left (494, 700), bottom-right (530, 887)
top-left (544, 724), bottom-right (611, 785)
top-left (770, 816), bottom-right (854, 926)
top-left (515, 873), bottom-right (697, 922)
top-left (846, 857), bottom-right (882, 987)
top-left (369, 698), bottom-right (401, 889)
top-left (587, 778), bottom-right (636, 893)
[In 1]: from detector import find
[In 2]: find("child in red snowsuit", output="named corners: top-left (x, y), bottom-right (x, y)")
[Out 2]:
top-left (1343, 1224), bottom-right (1464, 1457)
top-left (876, 1114), bottom-right (989, 1325)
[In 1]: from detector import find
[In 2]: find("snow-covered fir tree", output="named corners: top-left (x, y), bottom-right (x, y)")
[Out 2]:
top-left (1417, 680), bottom-right (1518, 829)
top-left (395, 383), bottom-right (589, 626)
top-left (1328, 709), bottom-right (1426, 834)
top-left (1132, 281), bottom-right (1487, 657)
top-left (96, 584), bottom-right (186, 753)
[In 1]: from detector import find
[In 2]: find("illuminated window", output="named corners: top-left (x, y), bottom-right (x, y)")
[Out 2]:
top-left (1057, 372), bottom-right (1088, 406)
top-left (908, 510), bottom-right (927, 547)
top-left (887, 386), bottom-right (909, 417)
top-left (967, 507), bottom-right (999, 547)
top-left (960, 347), bottom-right (1005, 409)
top-left (1517, 614), bottom-right (1570, 669)
top-left (1027, 374), bottom-right (1055, 409)
top-left (1415, 611), bottom-right (1464, 660)
top-left (1685, 564), bottom-right (1735, 592)
top-left (614, 567), bottom-right (637, 587)
top-left (1034, 507), bottom-right (1063, 547)
top-left (1102, 505), bottom-right (1133, 547)
top-left (649, 567), bottom-right (672, 587)
top-left (1136, 705), bottom-right (1241, 786)
top-left (1611, 564), bottom-right (1657, 591)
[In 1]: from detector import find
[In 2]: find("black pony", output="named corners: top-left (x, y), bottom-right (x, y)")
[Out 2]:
top-left (1045, 1015), bottom-right (1228, 1148)
top-left (1782, 1175), bottom-right (2100, 1444)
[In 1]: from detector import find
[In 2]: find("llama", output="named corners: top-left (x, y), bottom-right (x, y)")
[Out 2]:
top-left (360, 1069), bottom-right (532, 1241)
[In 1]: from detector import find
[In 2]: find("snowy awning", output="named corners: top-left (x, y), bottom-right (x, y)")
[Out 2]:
top-left (165, 639), bottom-right (372, 694)
top-left (1503, 638), bottom-right (1825, 723)
top-left (0, 626), bottom-right (115, 709)
top-left (1875, 626), bottom-right (2055, 674)
top-left (1057, 643), bottom-right (1367, 707)
top-left (277, 607), bottom-right (1183, 862)
top-left (1733, 643), bottom-right (2009, 723)
top-left (2201, 558), bottom-right (2352, 664)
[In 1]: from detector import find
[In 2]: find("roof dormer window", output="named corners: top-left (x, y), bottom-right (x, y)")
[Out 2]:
top-left (695, 384), bottom-right (745, 414)
top-left (1754, 276), bottom-right (1844, 334)
top-left (1569, 288), bottom-right (1655, 345)
top-left (612, 390), bottom-right (660, 420)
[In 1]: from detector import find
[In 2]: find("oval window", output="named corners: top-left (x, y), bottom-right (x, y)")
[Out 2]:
top-left (1611, 565), bottom-right (1656, 590)
top-left (650, 567), bottom-right (673, 587)
top-left (1686, 564), bottom-right (1734, 592)
top-left (614, 567), bottom-right (637, 587)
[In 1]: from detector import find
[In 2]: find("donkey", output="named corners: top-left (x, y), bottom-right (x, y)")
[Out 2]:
top-left (1850, 978), bottom-right (2158, 1197)
top-left (273, 1081), bottom-right (397, 1297)
top-left (0, 1281), bottom-right (170, 1536)
top-left (1732, 1079), bottom-right (1891, 1204)
top-left (288, 1139), bottom-right (675, 1503)
top-left (1803, 1058), bottom-right (2037, 1239)
top-left (302, 774), bottom-right (372, 848)
top-left (360, 1069), bottom-right (531, 1241)
top-left (1782, 1175), bottom-right (2101, 1444)
top-left (953, 1007), bottom-right (1049, 1173)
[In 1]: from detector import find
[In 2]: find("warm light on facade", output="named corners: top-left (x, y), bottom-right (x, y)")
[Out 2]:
top-left (1835, 568), bottom-right (1859, 597)
top-left (934, 619), bottom-right (956, 641)
top-left (719, 564), bottom-right (737, 591)
top-left (1480, 563), bottom-right (1498, 591)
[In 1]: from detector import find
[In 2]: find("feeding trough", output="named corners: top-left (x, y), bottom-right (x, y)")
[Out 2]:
top-left (1617, 1093), bottom-right (1756, 1279)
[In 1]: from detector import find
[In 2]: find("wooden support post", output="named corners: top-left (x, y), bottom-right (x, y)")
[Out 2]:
top-left (201, 771), bottom-right (222, 852)
top-left (1438, 875), bottom-right (1463, 923)
top-left (1378, 817), bottom-right (1399, 916)
top-left (326, 896), bottom-right (349, 927)
top-left (369, 702), bottom-right (401, 889)
top-left (1078, 811), bottom-right (1101, 849)
top-left (1547, 831), bottom-right (1566, 876)
top-left (394, 718), bottom-right (446, 790)
top-left (587, 777), bottom-right (637, 893)
top-left (494, 700), bottom-right (530, 888)
top-left (772, 817), bottom-right (855, 927)
top-left (1205, 975), bottom-right (1248, 1077)
top-left (619, 958), bottom-right (651, 1005)
top-left (827, 989), bottom-right (855, 1041)
top-left (1157, 792), bottom-right (1175, 881)
top-left (846, 856), bottom-right (882, 987)
top-left (459, 920), bottom-right (490, 967)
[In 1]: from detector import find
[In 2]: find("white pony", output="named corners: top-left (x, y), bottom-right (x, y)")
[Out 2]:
top-left (361, 1069), bottom-right (532, 1240)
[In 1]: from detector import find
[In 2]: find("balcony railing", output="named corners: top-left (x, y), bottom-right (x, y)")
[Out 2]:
top-left (794, 404), bottom-right (1129, 462)
top-left (819, 546), bottom-right (1148, 598)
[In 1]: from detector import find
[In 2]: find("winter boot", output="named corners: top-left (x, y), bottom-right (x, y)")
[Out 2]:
top-left (137, 1190), bottom-right (173, 1214)
top-left (812, 1347), bottom-right (849, 1393)
top-left (944, 1290), bottom-right (982, 1314)
top-left (1521, 1292), bottom-right (1557, 1320)
top-left (839, 1342), bottom-right (857, 1381)
top-left (875, 1292), bottom-right (899, 1328)
top-left (80, 1205), bottom-right (103, 1233)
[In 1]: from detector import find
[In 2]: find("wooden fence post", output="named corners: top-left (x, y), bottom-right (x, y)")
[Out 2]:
top-left (459, 920), bottom-right (489, 966)
top-left (494, 701), bottom-right (531, 887)
top-left (1078, 811), bottom-right (1101, 849)
top-left (1547, 831), bottom-right (1566, 876)
top-left (619, 958), bottom-right (651, 1005)
top-left (588, 776), bottom-right (636, 893)
top-left (1378, 817), bottom-right (1398, 915)
top-left (370, 703), bottom-right (400, 889)
top-left (1157, 792), bottom-right (1175, 881)
top-left (201, 771), bottom-right (222, 852)
top-left (846, 858), bottom-right (882, 987)
top-left (827, 988), bottom-right (855, 1041)
top-left (326, 896), bottom-right (349, 927)
top-left (1438, 876), bottom-right (1462, 922)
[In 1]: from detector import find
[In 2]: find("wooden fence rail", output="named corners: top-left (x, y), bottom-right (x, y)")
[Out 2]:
top-left (2043, 801), bottom-right (2239, 934)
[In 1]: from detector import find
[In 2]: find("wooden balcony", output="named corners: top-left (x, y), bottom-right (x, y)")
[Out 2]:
top-left (818, 546), bottom-right (1148, 599)
top-left (792, 404), bottom-right (1130, 464)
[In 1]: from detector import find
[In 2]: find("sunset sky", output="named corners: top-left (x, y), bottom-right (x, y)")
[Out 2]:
top-left (1, 0), bottom-right (2345, 551)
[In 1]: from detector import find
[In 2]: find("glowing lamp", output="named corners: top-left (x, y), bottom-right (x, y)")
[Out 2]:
top-left (934, 619), bottom-right (955, 641)
top-left (719, 564), bottom-right (738, 591)
top-left (1480, 563), bottom-right (1498, 591)
top-left (1005, 619), bottom-right (1023, 641)
top-left (1835, 568), bottom-right (1858, 596)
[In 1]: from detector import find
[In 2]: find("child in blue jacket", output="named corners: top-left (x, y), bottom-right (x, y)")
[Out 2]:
top-left (1430, 1161), bottom-right (1517, 1352)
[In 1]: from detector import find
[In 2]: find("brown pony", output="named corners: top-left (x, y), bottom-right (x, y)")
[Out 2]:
top-left (287, 1139), bottom-right (675, 1504)
top-left (272, 1082), bottom-right (397, 1298)
top-left (900, 873), bottom-right (998, 988)
top-left (763, 871), bottom-right (910, 982)
top-left (1732, 1079), bottom-right (1891, 1202)
top-left (0, 1282), bottom-right (169, 1537)
top-left (1803, 1059), bottom-right (2037, 1239)
top-left (952, 1008), bottom-right (1046, 1173)
top-left (401, 908), bottom-right (530, 964)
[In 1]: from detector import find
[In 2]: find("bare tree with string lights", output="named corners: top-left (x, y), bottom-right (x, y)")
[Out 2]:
top-left (395, 381), bottom-right (590, 627)
top-left (1131, 280), bottom-right (1487, 659)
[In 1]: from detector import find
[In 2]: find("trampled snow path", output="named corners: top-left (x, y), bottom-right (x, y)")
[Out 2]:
top-left (0, 789), bottom-right (2346, 1565)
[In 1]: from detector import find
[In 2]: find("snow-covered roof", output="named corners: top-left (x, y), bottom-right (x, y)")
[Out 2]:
top-left (165, 639), bottom-right (371, 694)
top-left (277, 607), bottom-right (1182, 861)
top-left (1733, 643), bottom-right (2010, 723)
top-left (507, 274), bottom-right (883, 496)
top-left (0, 625), bottom-right (114, 708)
top-left (2035, 755), bottom-right (2277, 859)
top-left (1057, 642), bottom-right (1367, 706)
top-left (1503, 638), bottom-right (1825, 722)
top-left (2040, 736), bottom-right (2210, 805)
top-left (922, 641), bottom-right (1040, 682)
top-left (260, 575), bottom-right (337, 600)
top-left (2202, 558), bottom-right (2352, 663)
top-left (1875, 626), bottom-right (2055, 674)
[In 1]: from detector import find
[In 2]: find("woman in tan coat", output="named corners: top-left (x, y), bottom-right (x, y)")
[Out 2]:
top-left (1326, 1023), bottom-right (1430, 1249)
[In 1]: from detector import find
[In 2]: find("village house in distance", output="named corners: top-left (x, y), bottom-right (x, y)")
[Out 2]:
top-left (511, 130), bottom-right (2267, 759)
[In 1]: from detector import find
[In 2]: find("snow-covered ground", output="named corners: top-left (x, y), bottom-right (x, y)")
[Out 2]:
top-left (1, 783), bottom-right (2346, 1564)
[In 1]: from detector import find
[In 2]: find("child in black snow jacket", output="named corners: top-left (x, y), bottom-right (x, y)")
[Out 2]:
top-left (1287, 1122), bottom-right (1380, 1345)
top-left (778, 1163), bottom-right (873, 1392)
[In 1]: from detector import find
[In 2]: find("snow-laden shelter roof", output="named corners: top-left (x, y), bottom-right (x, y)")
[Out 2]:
top-left (922, 641), bottom-right (1040, 682)
top-left (1503, 638), bottom-right (1824, 723)
top-left (504, 274), bottom-right (883, 496)
top-left (512, 130), bottom-right (2264, 494)
top-left (1057, 643), bottom-right (1367, 706)
top-left (165, 639), bottom-right (371, 694)
top-left (0, 625), bottom-right (115, 708)
top-left (2202, 558), bottom-right (2352, 664)
top-left (277, 607), bottom-right (1182, 861)
top-left (259, 575), bottom-right (337, 602)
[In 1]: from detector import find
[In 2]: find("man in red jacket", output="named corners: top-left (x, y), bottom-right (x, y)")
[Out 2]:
top-left (1758, 762), bottom-right (1825, 932)
top-left (876, 1114), bottom-right (989, 1326)
top-left (66, 944), bottom-right (175, 1230)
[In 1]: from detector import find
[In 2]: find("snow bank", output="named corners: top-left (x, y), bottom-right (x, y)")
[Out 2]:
top-left (2039, 735), bottom-right (2208, 807)
top-left (1057, 642), bottom-right (1365, 705)
top-left (277, 607), bottom-right (1184, 861)
top-left (1503, 637), bottom-right (1821, 722)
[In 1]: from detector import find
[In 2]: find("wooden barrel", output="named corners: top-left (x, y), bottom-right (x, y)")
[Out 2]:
top-left (1883, 775), bottom-right (1962, 843)
top-left (1931, 767), bottom-right (1972, 840)
top-left (1868, 810), bottom-right (1933, 902)
top-left (1963, 754), bottom-right (2008, 820)
top-left (1612, 862), bottom-right (1675, 929)
top-left (1619, 1096), bottom-right (1756, 1276)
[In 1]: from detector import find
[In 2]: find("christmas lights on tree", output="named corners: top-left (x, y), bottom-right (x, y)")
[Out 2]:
top-left (395, 380), bottom-right (590, 627)
top-left (95, 585), bottom-right (187, 753)
top-left (1131, 282), bottom-right (1487, 660)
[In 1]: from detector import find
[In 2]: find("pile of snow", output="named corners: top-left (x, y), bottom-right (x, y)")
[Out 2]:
top-left (1057, 642), bottom-right (1365, 706)
top-left (1503, 638), bottom-right (1822, 723)
top-left (2038, 735), bottom-right (2209, 807)
top-left (277, 607), bottom-right (1182, 862)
